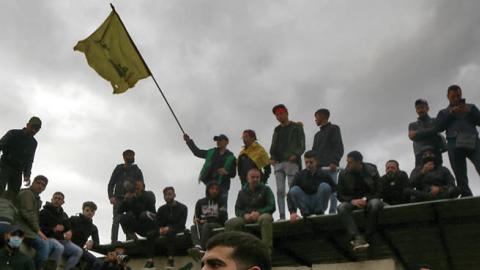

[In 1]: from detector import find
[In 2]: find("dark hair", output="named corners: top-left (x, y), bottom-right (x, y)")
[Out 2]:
top-left (386, 160), bottom-right (399, 168)
top-left (82, 201), bottom-right (97, 211)
top-left (272, 104), bottom-right (287, 114)
top-left (243, 129), bottom-right (257, 140)
top-left (414, 99), bottom-right (428, 107)
top-left (315, 108), bottom-right (330, 119)
top-left (122, 149), bottom-right (135, 156)
top-left (304, 150), bottom-right (317, 160)
top-left (33, 175), bottom-right (48, 185)
top-left (53, 191), bottom-right (65, 198)
top-left (347, 151), bottom-right (363, 162)
top-left (447, 84), bottom-right (461, 93)
top-left (206, 231), bottom-right (271, 270)
top-left (163, 186), bottom-right (175, 194)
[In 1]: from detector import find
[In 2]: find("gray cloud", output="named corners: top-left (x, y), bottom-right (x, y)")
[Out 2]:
top-left (1, 0), bottom-right (479, 243)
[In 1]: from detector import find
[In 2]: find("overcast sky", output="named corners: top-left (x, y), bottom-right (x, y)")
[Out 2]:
top-left (1, 1), bottom-right (480, 244)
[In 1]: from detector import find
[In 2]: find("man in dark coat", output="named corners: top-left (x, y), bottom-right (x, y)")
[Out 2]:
top-left (69, 201), bottom-right (101, 269)
top-left (39, 191), bottom-right (83, 270)
top-left (436, 85), bottom-right (480, 197)
top-left (288, 150), bottom-right (335, 221)
top-left (378, 160), bottom-right (410, 205)
top-left (144, 187), bottom-right (187, 269)
top-left (409, 149), bottom-right (461, 201)
top-left (118, 179), bottom-right (156, 239)
top-left (312, 108), bottom-right (344, 214)
top-left (408, 99), bottom-right (445, 167)
top-left (337, 151), bottom-right (384, 252)
top-left (0, 116), bottom-right (41, 198)
top-left (107, 149), bottom-right (144, 243)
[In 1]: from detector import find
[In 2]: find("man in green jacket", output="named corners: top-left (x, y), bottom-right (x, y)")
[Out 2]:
top-left (270, 104), bottom-right (305, 219)
top-left (225, 168), bottom-right (275, 252)
top-left (0, 225), bottom-right (35, 270)
top-left (184, 133), bottom-right (236, 206)
top-left (16, 175), bottom-right (50, 270)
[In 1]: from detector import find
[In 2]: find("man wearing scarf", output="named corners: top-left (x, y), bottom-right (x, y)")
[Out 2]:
top-left (238, 130), bottom-right (271, 186)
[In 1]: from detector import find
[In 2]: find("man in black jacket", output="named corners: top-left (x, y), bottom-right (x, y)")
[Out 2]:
top-left (0, 116), bottom-right (41, 198)
top-left (188, 181), bottom-right (228, 261)
top-left (39, 191), bottom-right (83, 270)
top-left (408, 99), bottom-right (445, 167)
top-left (337, 151), bottom-right (383, 252)
top-left (409, 149), bottom-right (460, 201)
top-left (144, 187), bottom-right (187, 269)
top-left (184, 134), bottom-right (236, 206)
top-left (312, 108), bottom-right (344, 214)
top-left (379, 160), bottom-right (410, 205)
top-left (288, 150), bottom-right (335, 222)
top-left (436, 85), bottom-right (480, 197)
top-left (70, 201), bottom-right (101, 269)
top-left (118, 179), bottom-right (156, 240)
top-left (107, 149), bottom-right (144, 243)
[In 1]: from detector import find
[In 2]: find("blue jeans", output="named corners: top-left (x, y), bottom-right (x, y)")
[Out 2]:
top-left (289, 183), bottom-right (332, 216)
top-left (447, 138), bottom-right (480, 196)
top-left (322, 169), bottom-right (339, 214)
top-left (61, 240), bottom-right (83, 270)
top-left (27, 235), bottom-right (50, 270)
top-left (47, 238), bottom-right (65, 262)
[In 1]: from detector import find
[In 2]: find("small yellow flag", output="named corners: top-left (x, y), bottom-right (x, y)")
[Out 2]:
top-left (74, 11), bottom-right (150, 94)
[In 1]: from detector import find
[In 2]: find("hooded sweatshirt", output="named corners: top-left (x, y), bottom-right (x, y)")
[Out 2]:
top-left (194, 182), bottom-right (228, 225)
top-left (39, 202), bottom-right (71, 240)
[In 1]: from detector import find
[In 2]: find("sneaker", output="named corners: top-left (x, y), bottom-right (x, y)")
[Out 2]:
top-left (187, 247), bottom-right (205, 262)
top-left (166, 256), bottom-right (175, 269)
top-left (350, 236), bottom-right (369, 252)
top-left (143, 260), bottom-right (155, 269)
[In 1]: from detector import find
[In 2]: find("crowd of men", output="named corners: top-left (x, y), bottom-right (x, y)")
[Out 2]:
top-left (0, 84), bottom-right (479, 270)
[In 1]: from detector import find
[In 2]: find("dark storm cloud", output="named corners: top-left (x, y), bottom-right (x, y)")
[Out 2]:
top-left (1, 0), bottom-right (479, 242)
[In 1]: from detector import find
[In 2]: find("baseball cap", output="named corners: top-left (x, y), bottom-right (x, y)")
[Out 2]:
top-left (213, 134), bottom-right (229, 142)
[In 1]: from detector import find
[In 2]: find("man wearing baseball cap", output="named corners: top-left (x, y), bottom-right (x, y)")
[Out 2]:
top-left (183, 133), bottom-right (236, 206)
top-left (0, 224), bottom-right (35, 270)
top-left (408, 99), bottom-right (446, 167)
top-left (0, 116), bottom-right (42, 198)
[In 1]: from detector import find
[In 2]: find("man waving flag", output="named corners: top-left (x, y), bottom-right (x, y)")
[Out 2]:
top-left (74, 9), bottom-right (150, 94)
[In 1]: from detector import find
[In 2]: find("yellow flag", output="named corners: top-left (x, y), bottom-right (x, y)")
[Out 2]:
top-left (74, 11), bottom-right (150, 94)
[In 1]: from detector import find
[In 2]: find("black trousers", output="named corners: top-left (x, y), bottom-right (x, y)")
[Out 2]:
top-left (119, 211), bottom-right (155, 237)
top-left (145, 230), bottom-right (178, 258)
top-left (337, 198), bottom-right (384, 239)
top-left (0, 162), bottom-right (22, 197)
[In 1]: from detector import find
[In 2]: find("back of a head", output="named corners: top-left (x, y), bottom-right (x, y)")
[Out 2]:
top-left (206, 231), bottom-right (271, 270)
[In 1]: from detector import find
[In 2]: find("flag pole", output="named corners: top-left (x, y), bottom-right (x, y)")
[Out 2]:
top-left (110, 3), bottom-right (186, 135)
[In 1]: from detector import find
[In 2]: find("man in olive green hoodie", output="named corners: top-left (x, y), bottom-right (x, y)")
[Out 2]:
top-left (225, 168), bottom-right (275, 252)
top-left (269, 104), bottom-right (305, 219)
top-left (16, 175), bottom-right (50, 270)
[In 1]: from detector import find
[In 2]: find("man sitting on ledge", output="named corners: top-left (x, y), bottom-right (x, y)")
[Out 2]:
top-left (287, 150), bottom-right (335, 222)
top-left (409, 148), bottom-right (460, 202)
top-left (337, 151), bottom-right (384, 252)
top-left (225, 168), bottom-right (275, 254)
top-left (144, 186), bottom-right (187, 269)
